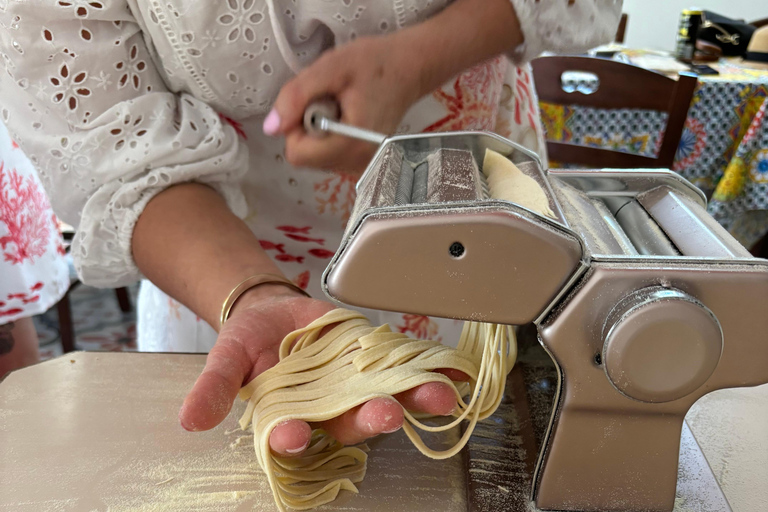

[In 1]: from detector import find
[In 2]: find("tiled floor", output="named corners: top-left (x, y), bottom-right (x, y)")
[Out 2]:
top-left (34, 283), bottom-right (139, 361)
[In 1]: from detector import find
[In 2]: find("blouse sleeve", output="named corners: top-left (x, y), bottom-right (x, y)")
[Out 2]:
top-left (508, 0), bottom-right (623, 63)
top-left (0, 0), bottom-right (248, 287)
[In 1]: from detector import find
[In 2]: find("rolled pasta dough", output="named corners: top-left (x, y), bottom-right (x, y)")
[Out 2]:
top-left (482, 148), bottom-right (555, 218)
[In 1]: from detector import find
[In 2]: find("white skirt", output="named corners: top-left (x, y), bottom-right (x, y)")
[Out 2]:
top-left (0, 121), bottom-right (69, 325)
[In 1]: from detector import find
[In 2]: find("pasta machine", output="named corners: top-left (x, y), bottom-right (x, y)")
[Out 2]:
top-left (306, 105), bottom-right (768, 512)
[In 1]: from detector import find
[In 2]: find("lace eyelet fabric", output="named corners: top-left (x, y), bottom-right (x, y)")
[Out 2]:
top-left (509, 0), bottom-right (622, 63)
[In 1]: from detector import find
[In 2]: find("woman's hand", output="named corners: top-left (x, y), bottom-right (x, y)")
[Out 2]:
top-left (264, 35), bottom-right (422, 174)
top-left (178, 285), bottom-right (465, 457)
top-left (133, 184), bottom-right (461, 457)
top-left (263, 0), bottom-right (523, 174)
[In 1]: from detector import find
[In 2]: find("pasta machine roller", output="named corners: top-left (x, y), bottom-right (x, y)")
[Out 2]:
top-left (308, 106), bottom-right (768, 512)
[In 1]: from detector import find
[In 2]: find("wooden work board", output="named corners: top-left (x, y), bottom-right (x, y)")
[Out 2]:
top-left (1, 352), bottom-right (766, 511)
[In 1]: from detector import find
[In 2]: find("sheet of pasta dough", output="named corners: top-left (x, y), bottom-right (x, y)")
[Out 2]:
top-left (482, 148), bottom-right (555, 218)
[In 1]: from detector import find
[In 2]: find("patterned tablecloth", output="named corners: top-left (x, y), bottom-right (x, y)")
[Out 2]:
top-left (540, 55), bottom-right (768, 248)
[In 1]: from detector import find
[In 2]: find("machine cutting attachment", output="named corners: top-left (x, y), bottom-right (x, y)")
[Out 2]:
top-left (310, 106), bottom-right (768, 512)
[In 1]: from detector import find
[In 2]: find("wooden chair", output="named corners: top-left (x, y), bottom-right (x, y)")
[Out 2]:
top-left (57, 229), bottom-right (132, 353)
top-left (752, 18), bottom-right (768, 29)
top-left (750, 231), bottom-right (768, 258)
top-left (615, 13), bottom-right (628, 44)
top-left (531, 56), bottom-right (698, 169)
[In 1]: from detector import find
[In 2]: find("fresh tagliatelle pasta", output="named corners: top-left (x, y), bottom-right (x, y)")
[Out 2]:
top-left (238, 311), bottom-right (516, 511)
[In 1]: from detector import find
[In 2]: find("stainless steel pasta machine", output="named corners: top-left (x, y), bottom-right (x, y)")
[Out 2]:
top-left (306, 105), bottom-right (768, 512)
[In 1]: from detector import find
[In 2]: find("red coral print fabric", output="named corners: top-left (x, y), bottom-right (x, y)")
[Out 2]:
top-left (269, 225), bottom-right (331, 265)
top-left (52, 214), bottom-right (67, 256)
top-left (314, 172), bottom-right (357, 222)
top-left (0, 121), bottom-right (73, 323)
top-left (0, 162), bottom-right (52, 264)
top-left (397, 314), bottom-right (442, 342)
top-left (512, 67), bottom-right (538, 129)
top-left (277, 226), bottom-right (312, 234)
top-left (424, 57), bottom-right (507, 133)
top-left (1, 282), bottom-right (45, 317)
top-left (308, 248), bottom-right (334, 259)
top-left (219, 113), bottom-right (248, 140)
top-left (275, 253), bottom-right (304, 264)
top-left (292, 271), bottom-right (310, 290)
top-left (260, 240), bottom-right (286, 253)
top-left (285, 233), bottom-right (325, 244)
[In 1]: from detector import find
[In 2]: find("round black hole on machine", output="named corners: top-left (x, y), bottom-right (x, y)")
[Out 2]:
top-left (594, 353), bottom-right (602, 366)
top-left (449, 242), bottom-right (465, 258)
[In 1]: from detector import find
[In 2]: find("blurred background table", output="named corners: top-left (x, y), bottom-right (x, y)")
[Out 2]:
top-left (538, 50), bottom-right (768, 249)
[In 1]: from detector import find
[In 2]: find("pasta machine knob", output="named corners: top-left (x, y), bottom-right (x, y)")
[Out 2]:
top-left (602, 287), bottom-right (723, 403)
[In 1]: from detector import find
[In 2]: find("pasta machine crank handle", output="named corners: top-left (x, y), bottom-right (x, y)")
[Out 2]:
top-left (303, 100), bottom-right (387, 145)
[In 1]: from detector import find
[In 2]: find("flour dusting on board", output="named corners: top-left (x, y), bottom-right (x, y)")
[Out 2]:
top-left (102, 425), bottom-right (264, 512)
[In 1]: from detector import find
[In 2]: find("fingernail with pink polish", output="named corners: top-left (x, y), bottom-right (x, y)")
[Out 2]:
top-left (263, 109), bottom-right (281, 136)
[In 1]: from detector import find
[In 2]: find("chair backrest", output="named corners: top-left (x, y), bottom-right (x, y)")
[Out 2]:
top-left (531, 56), bottom-right (698, 169)
top-left (615, 13), bottom-right (628, 43)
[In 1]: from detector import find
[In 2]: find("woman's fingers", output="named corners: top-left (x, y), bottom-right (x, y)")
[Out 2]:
top-left (179, 324), bottom-right (279, 432)
top-left (268, 53), bottom-right (348, 135)
top-left (394, 369), bottom-right (470, 415)
top-left (181, 344), bottom-right (471, 434)
top-left (319, 397), bottom-right (404, 445)
top-left (269, 370), bottom-right (469, 454)
top-left (269, 419), bottom-right (313, 456)
top-left (283, 128), bottom-right (374, 172)
top-left (318, 370), bottom-right (470, 446)
top-left (270, 398), bottom-right (405, 458)
top-left (179, 341), bottom-right (252, 431)
top-left (394, 381), bottom-right (457, 416)
top-left (435, 368), bottom-right (471, 382)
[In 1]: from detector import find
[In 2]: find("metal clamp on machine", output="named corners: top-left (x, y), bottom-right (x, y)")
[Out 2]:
top-left (307, 102), bottom-right (768, 512)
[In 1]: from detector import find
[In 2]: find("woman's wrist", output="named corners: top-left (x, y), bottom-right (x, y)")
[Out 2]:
top-left (133, 183), bottom-right (291, 328)
top-left (228, 282), bottom-right (306, 319)
top-left (220, 273), bottom-right (311, 327)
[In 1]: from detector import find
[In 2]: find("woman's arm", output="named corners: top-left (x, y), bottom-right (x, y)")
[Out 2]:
top-left (410, 0), bottom-right (623, 83)
top-left (132, 183), bottom-right (284, 328)
top-left (400, 0), bottom-right (524, 100)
